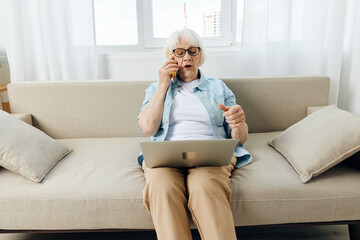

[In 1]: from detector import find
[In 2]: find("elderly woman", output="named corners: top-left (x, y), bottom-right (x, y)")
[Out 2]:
top-left (137, 28), bottom-right (252, 240)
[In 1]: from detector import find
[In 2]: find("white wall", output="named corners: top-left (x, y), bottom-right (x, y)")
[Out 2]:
top-left (106, 50), bottom-right (255, 82)
top-left (338, 0), bottom-right (360, 116)
top-left (105, 49), bottom-right (328, 81)
top-left (0, 27), bottom-right (5, 56)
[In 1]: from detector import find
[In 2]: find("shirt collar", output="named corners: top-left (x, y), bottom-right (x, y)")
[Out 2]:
top-left (197, 69), bottom-right (207, 91)
top-left (172, 69), bottom-right (207, 91)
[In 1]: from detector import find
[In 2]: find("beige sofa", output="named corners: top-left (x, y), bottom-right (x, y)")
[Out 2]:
top-left (1, 76), bottom-right (360, 238)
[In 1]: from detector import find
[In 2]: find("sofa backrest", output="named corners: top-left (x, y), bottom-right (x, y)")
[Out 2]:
top-left (8, 77), bottom-right (329, 138)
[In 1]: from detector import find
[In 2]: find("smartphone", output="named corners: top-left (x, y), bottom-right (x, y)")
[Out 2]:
top-left (168, 52), bottom-right (176, 82)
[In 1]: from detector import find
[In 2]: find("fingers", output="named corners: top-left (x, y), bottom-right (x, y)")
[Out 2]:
top-left (165, 63), bottom-right (179, 71)
top-left (220, 104), bottom-right (246, 127)
top-left (225, 111), bottom-right (245, 121)
top-left (161, 59), bottom-right (178, 69)
top-left (222, 105), bottom-right (242, 117)
top-left (168, 53), bottom-right (176, 61)
top-left (218, 103), bottom-right (230, 112)
top-left (226, 116), bottom-right (245, 123)
top-left (166, 66), bottom-right (179, 77)
top-left (160, 59), bottom-right (179, 76)
top-left (159, 60), bottom-right (179, 81)
top-left (226, 114), bottom-right (245, 124)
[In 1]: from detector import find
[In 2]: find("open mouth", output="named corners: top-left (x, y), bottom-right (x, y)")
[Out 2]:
top-left (184, 65), bottom-right (192, 69)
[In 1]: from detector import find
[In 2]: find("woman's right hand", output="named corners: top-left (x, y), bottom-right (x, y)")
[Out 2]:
top-left (139, 57), bottom-right (178, 136)
top-left (158, 56), bottom-right (179, 88)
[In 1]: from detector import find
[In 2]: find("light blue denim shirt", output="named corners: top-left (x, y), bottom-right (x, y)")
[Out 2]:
top-left (137, 69), bottom-right (252, 169)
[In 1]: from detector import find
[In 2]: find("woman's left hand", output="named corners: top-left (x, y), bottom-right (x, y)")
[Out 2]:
top-left (218, 103), bottom-right (246, 128)
top-left (218, 103), bottom-right (248, 144)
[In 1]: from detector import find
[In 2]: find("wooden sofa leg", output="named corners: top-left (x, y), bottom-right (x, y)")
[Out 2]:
top-left (349, 224), bottom-right (360, 240)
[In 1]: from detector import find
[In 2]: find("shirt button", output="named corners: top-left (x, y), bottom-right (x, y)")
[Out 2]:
top-left (165, 120), bottom-right (168, 124)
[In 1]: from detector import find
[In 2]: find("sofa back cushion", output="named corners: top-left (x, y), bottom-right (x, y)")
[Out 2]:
top-left (8, 77), bottom-right (329, 138)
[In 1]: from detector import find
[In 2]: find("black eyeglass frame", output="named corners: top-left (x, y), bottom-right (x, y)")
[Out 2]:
top-left (172, 47), bottom-right (201, 58)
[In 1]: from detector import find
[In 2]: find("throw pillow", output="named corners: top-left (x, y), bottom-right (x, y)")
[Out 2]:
top-left (268, 105), bottom-right (360, 183)
top-left (0, 110), bottom-right (72, 182)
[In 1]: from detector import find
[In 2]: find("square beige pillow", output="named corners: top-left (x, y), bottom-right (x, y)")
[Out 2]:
top-left (268, 105), bottom-right (360, 183)
top-left (0, 110), bottom-right (72, 183)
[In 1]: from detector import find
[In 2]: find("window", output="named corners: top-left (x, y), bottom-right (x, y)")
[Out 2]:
top-left (152, 0), bottom-right (222, 38)
top-left (93, 0), bottom-right (244, 50)
top-left (236, 0), bottom-right (244, 42)
top-left (93, 0), bottom-right (138, 45)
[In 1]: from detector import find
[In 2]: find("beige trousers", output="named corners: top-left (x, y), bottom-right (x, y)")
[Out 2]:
top-left (142, 156), bottom-right (238, 240)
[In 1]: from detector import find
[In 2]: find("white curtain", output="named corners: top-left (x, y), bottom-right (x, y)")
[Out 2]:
top-left (0, 0), bottom-right (97, 82)
top-left (338, 0), bottom-right (360, 115)
top-left (236, 0), bottom-right (347, 105)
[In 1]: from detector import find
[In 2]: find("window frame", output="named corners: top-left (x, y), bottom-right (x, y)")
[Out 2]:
top-left (94, 0), bottom-right (241, 53)
top-left (142, 0), bottom-right (232, 48)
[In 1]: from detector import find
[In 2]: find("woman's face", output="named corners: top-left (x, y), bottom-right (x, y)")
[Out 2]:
top-left (173, 38), bottom-right (201, 83)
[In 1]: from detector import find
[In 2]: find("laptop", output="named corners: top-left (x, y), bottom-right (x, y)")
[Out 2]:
top-left (139, 139), bottom-right (237, 168)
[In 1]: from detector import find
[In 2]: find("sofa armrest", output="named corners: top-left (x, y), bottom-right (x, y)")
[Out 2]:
top-left (12, 113), bottom-right (33, 125)
top-left (307, 105), bottom-right (328, 116)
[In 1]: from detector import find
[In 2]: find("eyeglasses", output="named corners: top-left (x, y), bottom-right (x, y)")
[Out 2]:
top-left (172, 47), bottom-right (200, 58)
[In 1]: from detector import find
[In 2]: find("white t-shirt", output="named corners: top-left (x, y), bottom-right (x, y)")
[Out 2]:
top-left (165, 79), bottom-right (215, 141)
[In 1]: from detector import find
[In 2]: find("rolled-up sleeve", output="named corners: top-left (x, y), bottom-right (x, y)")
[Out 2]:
top-left (136, 82), bottom-right (158, 133)
top-left (223, 85), bottom-right (236, 138)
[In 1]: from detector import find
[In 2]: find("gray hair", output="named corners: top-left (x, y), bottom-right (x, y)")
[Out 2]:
top-left (165, 28), bottom-right (206, 66)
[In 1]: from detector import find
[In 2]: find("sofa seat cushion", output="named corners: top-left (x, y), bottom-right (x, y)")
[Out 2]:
top-left (0, 137), bottom-right (153, 230)
top-left (0, 133), bottom-right (360, 230)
